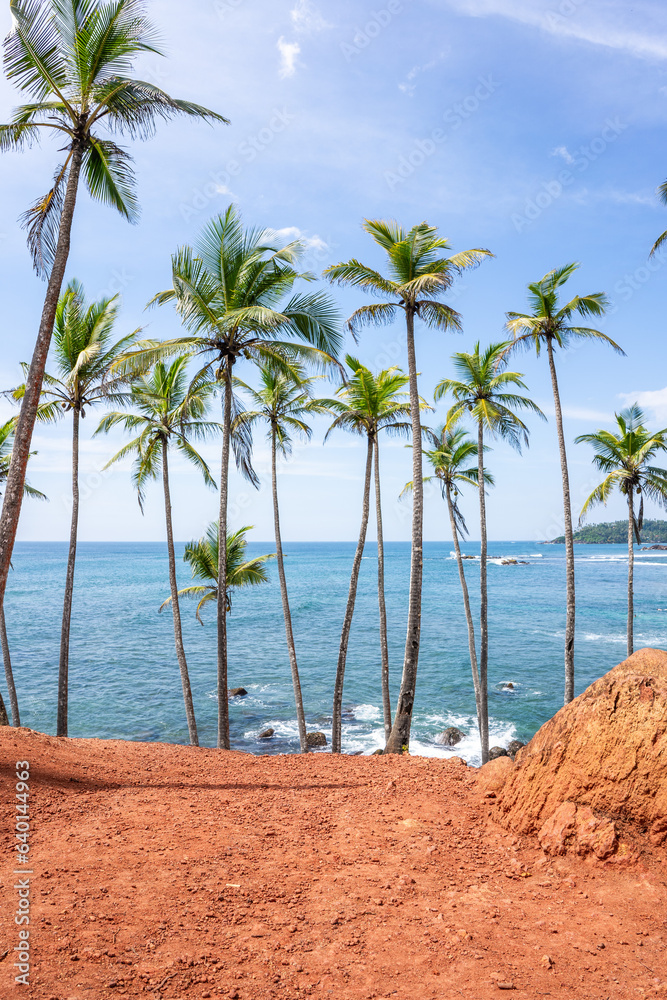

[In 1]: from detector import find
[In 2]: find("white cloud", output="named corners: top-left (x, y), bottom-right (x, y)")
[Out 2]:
top-left (290, 0), bottom-right (331, 34)
top-left (398, 53), bottom-right (447, 97)
top-left (277, 36), bottom-right (301, 78)
top-left (570, 187), bottom-right (657, 208)
top-left (273, 226), bottom-right (329, 256)
top-left (440, 0), bottom-right (667, 61)
top-left (618, 388), bottom-right (667, 422)
top-left (214, 183), bottom-right (238, 200)
top-left (551, 145), bottom-right (574, 165)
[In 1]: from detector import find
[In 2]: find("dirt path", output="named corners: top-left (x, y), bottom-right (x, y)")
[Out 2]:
top-left (0, 728), bottom-right (665, 999)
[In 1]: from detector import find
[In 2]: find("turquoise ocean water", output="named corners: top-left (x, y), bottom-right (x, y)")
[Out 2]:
top-left (4, 540), bottom-right (666, 764)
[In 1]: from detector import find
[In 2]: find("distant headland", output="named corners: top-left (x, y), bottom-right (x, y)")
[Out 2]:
top-left (547, 519), bottom-right (667, 544)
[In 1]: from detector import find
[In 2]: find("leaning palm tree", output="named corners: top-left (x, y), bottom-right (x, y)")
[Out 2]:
top-left (504, 264), bottom-right (619, 704)
top-left (325, 220), bottom-right (492, 753)
top-left (0, 418), bottom-right (47, 727)
top-left (232, 364), bottom-right (332, 754)
top-left (163, 523), bottom-right (273, 625)
top-left (576, 405), bottom-right (667, 657)
top-left (0, 0), bottom-right (227, 619)
top-left (95, 357), bottom-right (221, 746)
top-left (403, 424), bottom-right (493, 747)
top-left (121, 205), bottom-right (341, 749)
top-left (13, 279), bottom-right (138, 737)
top-left (324, 356), bottom-right (413, 752)
top-left (435, 342), bottom-right (544, 764)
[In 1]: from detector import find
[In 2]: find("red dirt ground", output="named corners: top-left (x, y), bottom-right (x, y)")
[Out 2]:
top-left (0, 727), bottom-right (666, 999)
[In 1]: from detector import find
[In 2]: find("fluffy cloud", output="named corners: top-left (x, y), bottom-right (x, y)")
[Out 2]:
top-left (290, 0), bottom-right (331, 34)
top-left (618, 388), bottom-right (667, 422)
top-left (277, 36), bottom-right (301, 78)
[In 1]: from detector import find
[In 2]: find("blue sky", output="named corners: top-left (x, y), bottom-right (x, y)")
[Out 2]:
top-left (2, 0), bottom-right (667, 543)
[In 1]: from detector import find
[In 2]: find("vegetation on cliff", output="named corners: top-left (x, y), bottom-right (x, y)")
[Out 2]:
top-left (550, 519), bottom-right (667, 544)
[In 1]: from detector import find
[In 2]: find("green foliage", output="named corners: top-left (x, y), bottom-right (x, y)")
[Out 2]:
top-left (324, 355), bottom-right (414, 442)
top-left (550, 519), bottom-right (667, 544)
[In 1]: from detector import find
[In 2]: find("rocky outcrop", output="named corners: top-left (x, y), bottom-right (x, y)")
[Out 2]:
top-left (435, 727), bottom-right (464, 746)
top-left (497, 649), bottom-right (667, 850)
top-left (306, 732), bottom-right (327, 748)
top-left (258, 728), bottom-right (275, 739)
top-left (229, 688), bottom-right (248, 697)
top-left (507, 740), bottom-right (526, 760)
top-left (489, 746), bottom-right (509, 760)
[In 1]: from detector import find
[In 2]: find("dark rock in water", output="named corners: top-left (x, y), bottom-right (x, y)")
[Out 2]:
top-left (507, 739), bottom-right (526, 760)
top-left (644, 544), bottom-right (667, 550)
top-left (489, 746), bottom-right (509, 760)
top-left (347, 750), bottom-right (363, 756)
top-left (371, 748), bottom-right (384, 755)
top-left (229, 687), bottom-right (248, 698)
top-left (306, 731), bottom-right (327, 748)
top-left (258, 728), bottom-right (275, 739)
top-left (435, 727), bottom-right (464, 746)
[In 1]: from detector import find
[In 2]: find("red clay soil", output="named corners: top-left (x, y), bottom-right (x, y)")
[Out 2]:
top-left (0, 727), bottom-right (666, 1000)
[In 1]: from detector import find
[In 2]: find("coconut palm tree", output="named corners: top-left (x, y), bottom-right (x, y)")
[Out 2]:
top-left (95, 357), bottom-right (221, 746)
top-left (0, 418), bottom-right (47, 727)
top-left (576, 405), bottom-right (667, 657)
top-left (163, 523), bottom-right (273, 625)
top-left (504, 264), bottom-right (619, 704)
top-left (324, 355), bottom-right (414, 752)
top-left (403, 424), bottom-right (493, 746)
top-left (121, 205), bottom-right (341, 749)
top-left (325, 220), bottom-right (492, 753)
top-left (13, 279), bottom-right (138, 737)
top-left (232, 364), bottom-right (332, 754)
top-left (0, 0), bottom-right (227, 619)
top-left (434, 342), bottom-right (544, 764)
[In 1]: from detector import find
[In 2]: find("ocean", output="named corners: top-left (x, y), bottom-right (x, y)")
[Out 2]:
top-left (4, 540), bottom-right (666, 765)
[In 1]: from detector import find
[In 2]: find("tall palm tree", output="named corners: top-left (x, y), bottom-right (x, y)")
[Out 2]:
top-left (0, 0), bottom-right (227, 619)
top-left (435, 342), bottom-right (544, 764)
top-left (576, 405), bottom-right (667, 657)
top-left (163, 523), bottom-right (273, 624)
top-left (0, 418), bottom-right (47, 727)
top-left (232, 364), bottom-right (331, 754)
top-left (95, 357), bottom-right (221, 746)
top-left (121, 205), bottom-right (341, 749)
top-left (504, 264), bottom-right (619, 704)
top-left (14, 279), bottom-right (138, 737)
top-left (403, 424), bottom-right (493, 746)
top-left (324, 355), bottom-right (413, 752)
top-left (325, 220), bottom-right (492, 753)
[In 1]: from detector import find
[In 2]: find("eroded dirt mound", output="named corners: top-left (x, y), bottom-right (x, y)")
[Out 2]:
top-left (497, 648), bottom-right (667, 852)
top-left (0, 727), bottom-right (666, 999)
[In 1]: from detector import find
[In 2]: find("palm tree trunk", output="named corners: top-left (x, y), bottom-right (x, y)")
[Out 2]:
top-left (1, 605), bottom-right (20, 726)
top-left (332, 433), bottom-right (374, 753)
top-left (386, 307), bottom-right (423, 753)
top-left (0, 145), bottom-right (84, 615)
top-left (271, 426), bottom-right (308, 753)
top-left (374, 439), bottom-right (392, 742)
top-left (547, 339), bottom-right (576, 704)
top-left (162, 439), bottom-right (199, 746)
top-left (627, 491), bottom-right (635, 658)
top-left (477, 420), bottom-right (490, 765)
top-left (57, 406), bottom-right (81, 738)
top-left (445, 483), bottom-right (482, 733)
top-left (217, 359), bottom-right (233, 750)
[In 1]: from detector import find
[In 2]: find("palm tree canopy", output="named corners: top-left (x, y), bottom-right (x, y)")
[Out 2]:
top-left (324, 354), bottom-right (418, 441)
top-left (0, 418), bottom-right (47, 500)
top-left (95, 355), bottom-right (220, 509)
top-left (504, 263), bottom-right (622, 358)
top-left (12, 278), bottom-right (138, 416)
top-left (2, 0), bottom-right (228, 275)
top-left (434, 341), bottom-right (545, 451)
top-left (161, 522), bottom-right (273, 623)
top-left (324, 219), bottom-right (492, 338)
top-left (232, 363), bottom-right (333, 458)
top-left (576, 404), bottom-right (667, 540)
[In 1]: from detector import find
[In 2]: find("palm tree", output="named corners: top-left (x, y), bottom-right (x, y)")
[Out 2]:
top-left (504, 264), bottom-right (619, 704)
top-left (650, 180), bottom-right (667, 256)
top-left (232, 364), bottom-right (331, 754)
top-left (404, 424), bottom-right (493, 747)
top-left (324, 355), bottom-right (413, 752)
top-left (95, 357), bottom-right (221, 746)
top-left (434, 342), bottom-right (544, 764)
top-left (325, 220), bottom-right (492, 753)
top-left (0, 418), bottom-right (47, 727)
top-left (0, 0), bottom-right (227, 620)
top-left (14, 279), bottom-right (138, 737)
top-left (163, 523), bottom-right (273, 624)
top-left (576, 405), bottom-right (667, 657)
top-left (123, 205), bottom-right (341, 749)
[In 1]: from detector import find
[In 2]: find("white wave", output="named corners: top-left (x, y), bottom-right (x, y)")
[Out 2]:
top-left (353, 703), bottom-right (381, 721)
